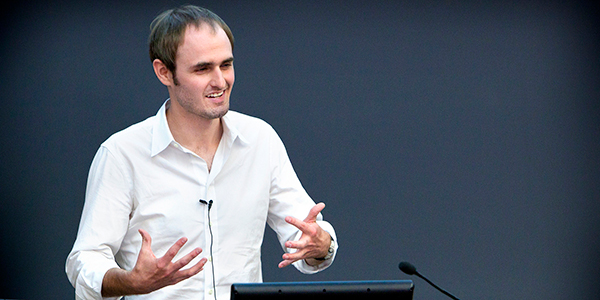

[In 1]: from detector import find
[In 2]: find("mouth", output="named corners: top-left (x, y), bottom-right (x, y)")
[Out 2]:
top-left (206, 90), bottom-right (225, 98)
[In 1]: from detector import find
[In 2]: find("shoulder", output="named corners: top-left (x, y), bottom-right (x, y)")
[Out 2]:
top-left (225, 110), bottom-right (271, 128)
top-left (223, 111), bottom-right (287, 150)
top-left (224, 110), bottom-right (278, 138)
top-left (100, 116), bottom-right (154, 155)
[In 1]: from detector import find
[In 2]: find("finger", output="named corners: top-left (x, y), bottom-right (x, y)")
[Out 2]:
top-left (278, 259), bottom-right (294, 269)
top-left (285, 216), bottom-right (309, 232)
top-left (158, 237), bottom-right (189, 267)
top-left (282, 251), bottom-right (304, 262)
top-left (278, 255), bottom-right (301, 269)
top-left (278, 248), bottom-right (307, 268)
top-left (159, 250), bottom-right (206, 286)
top-left (167, 257), bottom-right (207, 287)
top-left (172, 247), bottom-right (203, 270)
top-left (285, 238), bottom-right (306, 250)
top-left (304, 203), bottom-right (325, 223)
top-left (177, 257), bottom-right (208, 278)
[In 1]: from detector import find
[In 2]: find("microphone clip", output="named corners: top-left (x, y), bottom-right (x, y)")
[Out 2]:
top-left (199, 199), bottom-right (213, 210)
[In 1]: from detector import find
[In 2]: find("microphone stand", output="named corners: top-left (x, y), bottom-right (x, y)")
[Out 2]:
top-left (399, 261), bottom-right (461, 300)
top-left (413, 271), bottom-right (460, 300)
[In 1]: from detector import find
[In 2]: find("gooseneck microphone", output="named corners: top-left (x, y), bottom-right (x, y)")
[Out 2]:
top-left (399, 261), bottom-right (461, 300)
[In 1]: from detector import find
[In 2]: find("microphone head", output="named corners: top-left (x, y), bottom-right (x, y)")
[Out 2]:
top-left (399, 261), bottom-right (417, 275)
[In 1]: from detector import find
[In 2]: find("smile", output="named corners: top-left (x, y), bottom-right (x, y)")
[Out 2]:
top-left (206, 90), bottom-right (225, 98)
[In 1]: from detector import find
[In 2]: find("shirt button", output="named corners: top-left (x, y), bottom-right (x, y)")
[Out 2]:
top-left (208, 289), bottom-right (214, 295)
top-left (208, 256), bottom-right (213, 262)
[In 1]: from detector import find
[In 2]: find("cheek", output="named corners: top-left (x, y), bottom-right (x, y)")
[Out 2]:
top-left (175, 82), bottom-right (206, 100)
top-left (182, 78), bottom-right (211, 92)
top-left (227, 70), bottom-right (235, 87)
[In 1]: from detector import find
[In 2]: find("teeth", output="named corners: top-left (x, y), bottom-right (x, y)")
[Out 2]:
top-left (207, 91), bottom-right (224, 98)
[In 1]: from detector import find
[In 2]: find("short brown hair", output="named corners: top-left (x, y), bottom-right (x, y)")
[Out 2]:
top-left (148, 5), bottom-right (234, 74)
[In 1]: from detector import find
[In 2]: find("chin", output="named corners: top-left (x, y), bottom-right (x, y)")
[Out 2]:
top-left (202, 104), bottom-right (229, 120)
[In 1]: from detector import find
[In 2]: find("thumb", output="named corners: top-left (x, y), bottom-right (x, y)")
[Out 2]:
top-left (138, 228), bottom-right (152, 249)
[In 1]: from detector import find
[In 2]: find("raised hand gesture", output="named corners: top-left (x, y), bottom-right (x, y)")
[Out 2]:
top-left (102, 229), bottom-right (207, 297)
top-left (278, 203), bottom-right (332, 268)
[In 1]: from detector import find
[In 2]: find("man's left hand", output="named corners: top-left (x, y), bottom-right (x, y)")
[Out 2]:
top-left (278, 202), bottom-right (331, 268)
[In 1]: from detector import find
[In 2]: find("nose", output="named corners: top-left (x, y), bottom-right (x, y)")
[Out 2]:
top-left (210, 68), bottom-right (227, 89)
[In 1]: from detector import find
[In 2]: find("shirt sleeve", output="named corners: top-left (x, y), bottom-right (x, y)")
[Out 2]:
top-left (65, 145), bottom-right (133, 299)
top-left (266, 127), bottom-right (338, 274)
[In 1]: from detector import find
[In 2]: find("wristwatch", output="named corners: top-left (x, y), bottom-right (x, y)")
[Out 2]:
top-left (315, 236), bottom-right (336, 261)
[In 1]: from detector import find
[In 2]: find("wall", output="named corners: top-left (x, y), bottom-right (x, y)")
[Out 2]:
top-left (1, 1), bottom-right (598, 299)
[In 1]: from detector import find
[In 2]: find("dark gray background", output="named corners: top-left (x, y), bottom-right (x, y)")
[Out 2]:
top-left (1, 0), bottom-right (599, 299)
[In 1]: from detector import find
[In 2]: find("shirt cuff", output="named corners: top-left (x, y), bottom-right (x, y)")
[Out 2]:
top-left (72, 255), bottom-right (120, 300)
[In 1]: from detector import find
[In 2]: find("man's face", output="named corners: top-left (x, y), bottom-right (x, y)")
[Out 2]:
top-left (169, 23), bottom-right (234, 120)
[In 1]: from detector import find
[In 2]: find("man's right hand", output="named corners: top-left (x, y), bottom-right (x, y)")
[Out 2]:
top-left (101, 229), bottom-right (207, 297)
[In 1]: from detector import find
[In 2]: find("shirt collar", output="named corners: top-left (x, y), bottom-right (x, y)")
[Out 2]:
top-left (151, 99), bottom-right (249, 157)
top-left (151, 100), bottom-right (174, 157)
top-left (222, 111), bottom-right (250, 147)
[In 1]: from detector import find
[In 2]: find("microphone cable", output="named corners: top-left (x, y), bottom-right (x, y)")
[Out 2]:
top-left (200, 199), bottom-right (217, 300)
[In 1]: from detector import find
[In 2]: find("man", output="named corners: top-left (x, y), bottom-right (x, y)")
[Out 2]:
top-left (66, 5), bottom-right (337, 300)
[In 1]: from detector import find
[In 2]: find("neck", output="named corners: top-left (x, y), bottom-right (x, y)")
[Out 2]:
top-left (165, 102), bottom-right (224, 169)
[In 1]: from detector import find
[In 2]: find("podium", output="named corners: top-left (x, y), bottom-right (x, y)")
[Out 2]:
top-left (231, 280), bottom-right (414, 299)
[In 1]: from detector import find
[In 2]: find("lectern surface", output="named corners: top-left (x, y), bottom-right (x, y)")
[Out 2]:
top-left (230, 280), bottom-right (414, 300)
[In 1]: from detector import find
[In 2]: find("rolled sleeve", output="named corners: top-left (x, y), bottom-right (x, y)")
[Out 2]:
top-left (67, 250), bottom-right (120, 300)
top-left (267, 127), bottom-right (339, 274)
top-left (66, 145), bottom-right (133, 299)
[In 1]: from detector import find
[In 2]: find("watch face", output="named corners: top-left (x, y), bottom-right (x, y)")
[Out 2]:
top-left (326, 239), bottom-right (335, 256)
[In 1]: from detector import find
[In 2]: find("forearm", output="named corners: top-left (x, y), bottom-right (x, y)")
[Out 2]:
top-left (101, 267), bottom-right (140, 297)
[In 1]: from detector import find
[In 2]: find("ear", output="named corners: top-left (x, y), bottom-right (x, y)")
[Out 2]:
top-left (152, 59), bottom-right (174, 86)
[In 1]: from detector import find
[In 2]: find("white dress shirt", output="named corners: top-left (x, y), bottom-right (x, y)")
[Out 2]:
top-left (66, 100), bottom-right (337, 300)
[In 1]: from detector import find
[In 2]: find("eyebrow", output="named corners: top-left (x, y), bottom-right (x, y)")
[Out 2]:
top-left (191, 57), bottom-right (234, 70)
